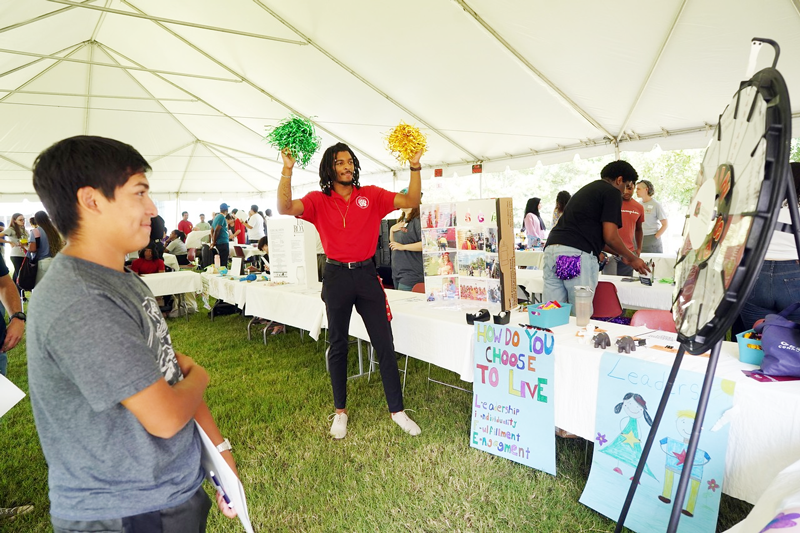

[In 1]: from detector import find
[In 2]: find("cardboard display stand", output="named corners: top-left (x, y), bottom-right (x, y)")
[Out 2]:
top-left (267, 218), bottom-right (321, 289)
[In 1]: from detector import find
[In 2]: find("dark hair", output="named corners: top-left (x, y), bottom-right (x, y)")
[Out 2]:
top-left (319, 143), bottom-right (361, 195)
top-left (232, 208), bottom-right (238, 215)
top-left (173, 230), bottom-right (186, 243)
top-left (613, 392), bottom-right (653, 426)
top-left (34, 211), bottom-right (64, 257)
top-left (397, 207), bottom-right (420, 223)
top-left (522, 197), bottom-right (546, 233)
top-left (257, 236), bottom-right (268, 251)
top-left (601, 160), bottom-right (638, 183)
top-left (9, 213), bottom-right (27, 241)
top-left (265, 209), bottom-right (272, 217)
top-left (251, 204), bottom-right (258, 212)
top-left (200, 213), bottom-right (205, 218)
top-left (638, 179), bottom-right (655, 196)
top-left (181, 211), bottom-right (188, 216)
top-left (139, 243), bottom-right (158, 260)
top-left (32, 136), bottom-right (151, 238)
top-left (29, 217), bottom-right (36, 227)
top-left (555, 190), bottom-right (571, 212)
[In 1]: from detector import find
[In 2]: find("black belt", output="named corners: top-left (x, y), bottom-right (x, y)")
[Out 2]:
top-left (326, 258), bottom-right (372, 269)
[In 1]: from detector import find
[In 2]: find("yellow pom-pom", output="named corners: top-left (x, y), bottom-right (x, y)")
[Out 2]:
top-left (385, 122), bottom-right (427, 165)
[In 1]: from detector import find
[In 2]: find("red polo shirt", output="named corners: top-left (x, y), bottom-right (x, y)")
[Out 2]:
top-left (620, 199), bottom-right (645, 252)
top-left (299, 185), bottom-right (396, 263)
top-left (177, 220), bottom-right (193, 235)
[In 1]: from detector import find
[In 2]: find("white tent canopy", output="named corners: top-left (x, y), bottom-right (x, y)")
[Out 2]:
top-left (1, 0), bottom-right (800, 201)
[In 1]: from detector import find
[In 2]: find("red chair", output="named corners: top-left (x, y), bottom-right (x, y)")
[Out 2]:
top-left (411, 283), bottom-right (425, 294)
top-left (591, 281), bottom-right (624, 319)
top-left (630, 309), bottom-right (676, 332)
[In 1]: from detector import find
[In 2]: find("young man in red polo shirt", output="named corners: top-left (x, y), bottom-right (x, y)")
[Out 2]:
top-left (612, 180), bottom-right (644, 276)
top-left (277, 142), bottom-right (422, 440)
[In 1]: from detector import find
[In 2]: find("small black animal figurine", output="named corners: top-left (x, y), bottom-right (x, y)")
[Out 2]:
top-left (616, 335), bottom-right (637, 354)
top-left (592, 332), bottom-right (611, 349)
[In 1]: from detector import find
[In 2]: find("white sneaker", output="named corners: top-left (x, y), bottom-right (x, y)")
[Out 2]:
top-left (329, 412), bottom-right (348, 440)
top-left (391, 411), bottom-right (421, 436)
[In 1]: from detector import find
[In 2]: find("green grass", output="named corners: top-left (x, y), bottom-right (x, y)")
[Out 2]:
top-left (0, 302), bottom-right (751, 532)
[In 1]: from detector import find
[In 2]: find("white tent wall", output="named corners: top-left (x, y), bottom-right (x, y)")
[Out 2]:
top-left (1, 1), bottom-right (800, 203)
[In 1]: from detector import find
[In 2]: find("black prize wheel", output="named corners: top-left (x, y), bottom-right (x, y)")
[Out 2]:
top-left (673, 67), bottom-right (792, 354)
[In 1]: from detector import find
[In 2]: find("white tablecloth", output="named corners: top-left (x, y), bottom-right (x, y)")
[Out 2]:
top-left (201, 272), bottom-right (263, 308)
top-left (141, 271), bottom-right (202, 297)
top-left (515, 250), bottom-right (544, 268)
top-left (244, 284), bottom-right (325, 339)
top-left (516, 270), bottom-right (674, 311)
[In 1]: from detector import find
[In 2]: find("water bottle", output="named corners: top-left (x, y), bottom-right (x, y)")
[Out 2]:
top-left (574, 286), bottom-right (593, 327)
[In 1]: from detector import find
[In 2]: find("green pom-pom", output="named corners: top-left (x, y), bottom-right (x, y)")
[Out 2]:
top-left (265, 115), bottom-right (321, 168)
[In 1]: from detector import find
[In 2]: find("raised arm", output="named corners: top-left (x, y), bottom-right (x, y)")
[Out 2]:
top-left (394, 150), bottom-right (422, 209)
top-left (277, 149), bottom-right (305, 216)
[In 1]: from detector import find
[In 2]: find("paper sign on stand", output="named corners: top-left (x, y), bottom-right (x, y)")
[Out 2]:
top-left (470, 323), bottom-right (556, 474)
top-left (580, 353), bottom-right (734, 533)
top-left (0, 373), bottom-right (25, 419)
top-left (267, 218), bottom-right (321, 289)
top-left (195, 422), bottom-right (254, 533)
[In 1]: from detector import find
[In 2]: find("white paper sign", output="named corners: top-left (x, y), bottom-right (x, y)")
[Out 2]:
top-left (267, 218), bottom-right (320, 288)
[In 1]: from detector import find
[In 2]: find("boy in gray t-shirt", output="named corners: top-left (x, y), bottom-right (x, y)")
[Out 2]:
top-left (28, 136), bottom-right (238, 532)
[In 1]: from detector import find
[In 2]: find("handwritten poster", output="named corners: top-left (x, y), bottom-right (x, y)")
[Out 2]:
top-left (470, 323), bottom-right (556, 474)
top-left (580, 353), bottom-right (735, 533)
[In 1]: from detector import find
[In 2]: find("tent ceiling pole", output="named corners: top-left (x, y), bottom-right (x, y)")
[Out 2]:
top-left (98, 42), bottom-right (271, 152)
top-left (89, 0), bottom-right (108, 41)
top-left (615, 0), bottom-right (688, 143)
top-left (252, 0), bottom-right (482, 162)
top-left (791, 0), bottom-right (800, 19)
top-left (97, 43), bottom-right (198, 141)
top-left (46, 0), bottom-right (307, 45)
top-left (203, 143), bottom-right (268, 192)
top-left (0, 42), bottom-right (85, 80)
top-left (0, 153), bottom-right (31, 171)
top-left (83, 43), bottom-right (94, 134)
top-left (121, 0), bottom-right (393, 172)
top-left (0, 48), bottom-right (242, 82)
top-left (453, 0), bottom-right (615, 142)
top-left (147, 140), bottom-right (196, 164)
top-left (0, 42), bottom-right (89, 104)
top-left (204, 143), bottom-right (280, 183)
top-left (0, 0), bottom-right (101, 35)
top-left (0, 89), bottom-right (196, 102)
top-left (175, 141), bottom-right (199, 194)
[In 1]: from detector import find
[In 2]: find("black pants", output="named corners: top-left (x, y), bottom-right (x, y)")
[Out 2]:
top-left (323, 261), bottom-right (403, 413)
top-left (10, 256), bottom-right (23, 285)
top-left (51, 486), bottom-right (211, 533)
top-left (216, 243), bottom-right (229, 269)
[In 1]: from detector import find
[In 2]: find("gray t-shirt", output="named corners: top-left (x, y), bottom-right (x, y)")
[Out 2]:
top-left (27, 254), bottom-right (203, 520)
top-left (642, 198), bottom-right (668, 235)
top-left (391, 217), bottom-right (423, 287)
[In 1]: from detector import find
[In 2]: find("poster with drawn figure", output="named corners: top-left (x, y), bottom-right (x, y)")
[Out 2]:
top-left (580, 353), bottom-right (735, 533)
top-left (470, 323), bottom-right (556, 474)
top-left (421, 203), bottom-right (457, 229)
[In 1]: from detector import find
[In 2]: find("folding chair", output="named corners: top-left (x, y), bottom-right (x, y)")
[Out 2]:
top-left (630, 309), bottom-right (676, 332)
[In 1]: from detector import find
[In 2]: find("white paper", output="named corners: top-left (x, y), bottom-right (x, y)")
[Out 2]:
top-left (194, 422), bottom-right (254, 533)
top-left (0, 373), bottom-right (25, 419)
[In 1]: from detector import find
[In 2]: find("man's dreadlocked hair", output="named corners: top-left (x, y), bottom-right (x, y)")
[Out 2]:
top-left (319, 142), bottom-right (361, 196)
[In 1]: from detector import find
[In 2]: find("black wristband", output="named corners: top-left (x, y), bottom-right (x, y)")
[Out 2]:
top-left (409, 165), bottom-right (422, 172)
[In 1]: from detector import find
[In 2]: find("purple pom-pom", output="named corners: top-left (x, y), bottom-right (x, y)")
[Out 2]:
top-left (555, 255), bottom-right (581, 280)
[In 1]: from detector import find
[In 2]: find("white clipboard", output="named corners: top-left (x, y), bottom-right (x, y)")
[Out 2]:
top-left (194, 422), bottom-right (254, 533)
top-left (0, 373), bottom-right (25, 419)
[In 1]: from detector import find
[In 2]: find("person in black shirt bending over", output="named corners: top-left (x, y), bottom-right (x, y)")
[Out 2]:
top-left (543, 160), bottom-right (650, 314)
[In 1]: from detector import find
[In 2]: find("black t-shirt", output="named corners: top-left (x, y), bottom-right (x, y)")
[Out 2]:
top-left (545, 179), bottom-right (622, 257)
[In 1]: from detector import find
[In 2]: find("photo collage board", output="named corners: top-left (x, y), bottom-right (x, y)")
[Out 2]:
top-left (421, 199), bottom-right (503, 308)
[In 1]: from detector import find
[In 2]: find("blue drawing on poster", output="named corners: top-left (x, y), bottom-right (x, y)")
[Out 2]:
top-left (580, 353), bottom-right (735, 533)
